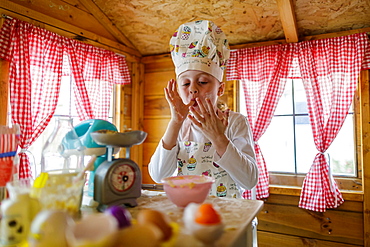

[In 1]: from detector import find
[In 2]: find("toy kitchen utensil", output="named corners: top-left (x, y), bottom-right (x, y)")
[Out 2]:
top-left (41, 117), bottom-right (85, 175)
top-left (91, 130), bottom-right (147, 212)
top-left (73, 119), bottom-right (118, 197)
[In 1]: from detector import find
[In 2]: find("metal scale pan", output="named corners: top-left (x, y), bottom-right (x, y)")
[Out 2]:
top-left (90, 130), bottom-right (147, 211)
top-left (90, 130), bottom-right (147, 158)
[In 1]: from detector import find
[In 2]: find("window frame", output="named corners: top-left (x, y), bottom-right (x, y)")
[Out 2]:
top-left (11, 67), bottom-right (122, 177)
top-left (233, 72), bottom-right (365, 197)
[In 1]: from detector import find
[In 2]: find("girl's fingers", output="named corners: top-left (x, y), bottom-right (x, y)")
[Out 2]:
top-left (171, 79), bottom-right (177, 93)
top-left (188, 114), bottom-right (202, 127)
top-left (226, 108), bottom-right (230, 118)
top-left (164, 87), bottom-right (174, 104)
top-left (165, 79), bottom-right (178, 101)
top-left (169, 79), bottom-right (175, 92)
top-left (189, 106), bottom-right (203, 122)
top-left (216, 108), bottom-right (227, 119)
top-left (205, 98), bottom-right (216, 117)
top-left (199, 97), bottom-right (217, 120)
top-left (219, 109), bottom-right (230, 126)
top-left (196, 98), bottom-right (210, 118)
top-left (164, 87), bottom-right (169, 98)
top-left (196, 98), bottom-right (206, 113)
top-left (186, 100), bottom-right (196, 108)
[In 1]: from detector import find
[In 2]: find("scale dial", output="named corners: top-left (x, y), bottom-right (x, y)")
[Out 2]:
top-left (110, 163), bottom-right (136, 192)
top-left (94, 158), bottom-right (142, 211)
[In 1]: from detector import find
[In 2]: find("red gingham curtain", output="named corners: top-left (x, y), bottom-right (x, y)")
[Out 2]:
top-left (67, 45), bottom-right (131, 120)
top-left (0, 17), bottom-right (131, 178)
top-left (362, 37), bottom-right (370, 70)
top-left (298, 33), bottom-right (369, 212)
top-left (227, 44), bottom-right (295, 199)
top-left (0, 18), bottom-right (64, 178)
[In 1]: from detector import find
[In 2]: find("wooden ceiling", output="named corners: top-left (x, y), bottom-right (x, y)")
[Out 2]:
top-left (2, 0), bottom-right (370, 57)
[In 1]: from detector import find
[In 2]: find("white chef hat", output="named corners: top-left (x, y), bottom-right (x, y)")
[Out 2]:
top-left (169, 20), bottom-right (230, 82)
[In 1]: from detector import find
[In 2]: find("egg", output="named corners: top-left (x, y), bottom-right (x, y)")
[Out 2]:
top-left (183, 203), bottom-right (224, 245)
top-left (104, 205), bottom-right (131, 229)
top-left (28, 210), bottom-right (74, 247)
top-left (116, 223), bottom-right (162, 247)
top-left (136, 209), bottom-right (173, 241)
top-left (195, 203), bottom-right (222, 224)
top-left (66, 213), bottom-right (118, 247)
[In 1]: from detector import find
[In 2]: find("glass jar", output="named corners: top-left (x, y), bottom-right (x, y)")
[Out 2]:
top-left (40, 118), bottom-right (85, 173)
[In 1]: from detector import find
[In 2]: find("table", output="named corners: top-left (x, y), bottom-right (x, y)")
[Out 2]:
top-left (124, 190), bottom-right (264, 247)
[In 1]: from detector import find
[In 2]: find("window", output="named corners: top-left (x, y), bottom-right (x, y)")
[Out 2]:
top-left (239, 79), bottom-right (356, 178)
top-left (27, 61), bottom-right (115, 178)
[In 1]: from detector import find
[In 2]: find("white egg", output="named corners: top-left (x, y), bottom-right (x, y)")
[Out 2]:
top-left (28, 210), bottom-right (74, 247)
top-left (182, 203), bottom-right (224, 245)
top-left (183, 202), bottom-right (200, 230)
top-left (190, 222), bottom-right (224, 245)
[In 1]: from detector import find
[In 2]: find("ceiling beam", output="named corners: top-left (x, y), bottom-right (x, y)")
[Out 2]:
top-left (78, 0), bottom-right (138, 51)
top-left (276, 0), bottom-right (299, 43)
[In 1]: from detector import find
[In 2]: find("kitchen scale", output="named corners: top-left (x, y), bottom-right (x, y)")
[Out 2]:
top-left (90, 130), bottom-right (147, 212)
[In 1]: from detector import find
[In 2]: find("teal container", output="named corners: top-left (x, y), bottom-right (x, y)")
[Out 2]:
top-left (74, 119), bottom-right (118, 197)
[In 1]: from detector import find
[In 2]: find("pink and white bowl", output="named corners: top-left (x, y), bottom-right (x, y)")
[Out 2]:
top-left (161, 175), bottom-right (215, 208)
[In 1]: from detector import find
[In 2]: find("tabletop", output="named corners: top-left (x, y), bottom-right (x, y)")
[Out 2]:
top-left (125, 191), bottom-right (264, 247)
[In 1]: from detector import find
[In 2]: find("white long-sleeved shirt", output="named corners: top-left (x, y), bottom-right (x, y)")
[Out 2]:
top-left (149, 111), bottom-right (258, 191)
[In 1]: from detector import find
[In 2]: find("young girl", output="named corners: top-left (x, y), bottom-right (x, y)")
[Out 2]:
top-left (148, 20), bottom-right (258, 198)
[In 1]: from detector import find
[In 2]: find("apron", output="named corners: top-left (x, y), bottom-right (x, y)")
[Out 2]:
top-left (177, 140), bottom-right (241, 198)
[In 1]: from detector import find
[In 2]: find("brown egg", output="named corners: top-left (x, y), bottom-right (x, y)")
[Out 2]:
top-left (116, 223), bottom-right (162, 247)
top-left (137, 209), bottom-right (173, 241)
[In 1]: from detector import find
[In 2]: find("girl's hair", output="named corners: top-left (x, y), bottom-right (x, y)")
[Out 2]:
top-left (217, 100), bottom-right (228, 111)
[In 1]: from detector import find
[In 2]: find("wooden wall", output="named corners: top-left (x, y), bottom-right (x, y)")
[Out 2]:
top-left (258, 195), bottom-right (363, 246)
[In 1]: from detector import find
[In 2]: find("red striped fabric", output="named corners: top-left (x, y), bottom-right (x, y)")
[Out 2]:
top-left (298, 33), bottom-right (367, 212)
top-left (227, 44), bottom-right (296, 200)
top-left (0, 17), bottom-right (131, 178)
top-left (227, 32), bottom-right (369, 212)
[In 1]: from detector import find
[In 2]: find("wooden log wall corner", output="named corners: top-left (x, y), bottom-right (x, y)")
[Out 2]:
top-left (127, 61), bottom-right (145, 168)
top-left (360, 70), bottom-right (370, 245)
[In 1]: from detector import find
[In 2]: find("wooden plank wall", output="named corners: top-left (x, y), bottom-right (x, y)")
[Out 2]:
top-left (141, 55), bottom-right (174, 184)
top-left (141, 54), bottom-right (368, 246)
top-left (258, 195), bottom-right (363, 246)
top-left (360, 70), bottom-right (370, 246)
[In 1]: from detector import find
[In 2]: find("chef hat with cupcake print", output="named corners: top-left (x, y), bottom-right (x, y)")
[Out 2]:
top-left (169, 20), bottom-right (230, 82)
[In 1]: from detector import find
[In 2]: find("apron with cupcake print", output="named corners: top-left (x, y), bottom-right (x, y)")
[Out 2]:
top-left (177, 141), bottom-right (240, 198)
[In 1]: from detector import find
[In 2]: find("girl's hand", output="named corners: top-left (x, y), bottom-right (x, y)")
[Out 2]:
top-left (189, 98), bottom-right (230, 142)
top-left (164, 79), bottom-right (194, 124)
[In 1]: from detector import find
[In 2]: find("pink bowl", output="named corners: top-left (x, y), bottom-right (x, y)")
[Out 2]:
top-left (161, 175), bottom-right (215, 208)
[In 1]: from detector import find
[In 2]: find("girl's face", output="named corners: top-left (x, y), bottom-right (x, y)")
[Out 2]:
top-left (177, 70), bottom-right (225, 109)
